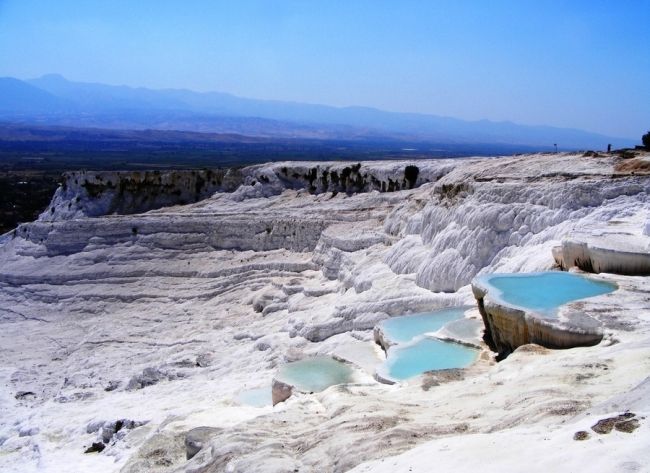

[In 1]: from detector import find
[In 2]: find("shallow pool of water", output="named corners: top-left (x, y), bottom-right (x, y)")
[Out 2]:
top-left (379, 306), bottom-right (470, 343)
top-left (237, 387), bottom-right (272, 407)
top-left (483, 271), bottom-right (616, 314)
top-left (276, 357), bottom-right (353, 392)
top-left (380, 337), bottom-right (478, 381)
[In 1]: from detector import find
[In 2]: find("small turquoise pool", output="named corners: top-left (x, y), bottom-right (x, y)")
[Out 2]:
top-left (381, 337), bottom-right (478, 381)
top-left (483, 272), bottom-right (616, 315)
top-left (237, 387), bottom-right (272, 407)
top-left (276, 357), bottom-right (353, 392)
top-left (376, 306), bottom-right (479, 382)
top-left (380, 306), bottom-right (470, 343)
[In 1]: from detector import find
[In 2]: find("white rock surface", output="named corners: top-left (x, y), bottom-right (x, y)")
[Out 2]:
top-left (0, 153), bottom-right (649, 472)
top-left (554, 211), bottom-right (650, 275)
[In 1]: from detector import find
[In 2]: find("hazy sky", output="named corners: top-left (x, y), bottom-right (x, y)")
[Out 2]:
top-left (0, 0), bottom-right (648, 138)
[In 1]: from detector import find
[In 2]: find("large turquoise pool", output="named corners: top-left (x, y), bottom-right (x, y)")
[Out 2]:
top-left (381, 337), bottom-right (478, 381)
top-left (379, 306), bottom-right (470, 343)
top-left (276, 356), bottom-right (353, 392)
top-left (482, 272), bottom-right (616, 315)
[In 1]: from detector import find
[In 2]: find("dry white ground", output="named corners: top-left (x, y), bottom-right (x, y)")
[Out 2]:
top-left (1, 153), bottom-right (649, 473)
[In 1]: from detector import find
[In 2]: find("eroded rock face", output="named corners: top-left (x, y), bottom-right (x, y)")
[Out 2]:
top-left (556, 240), bottom-right (650, 275)
top-left (36, 161), bottom-right (454, 224)
top-left (239, 161), bottom-right (454, 197)
top-left (40, 169), bottom-right (244, 221)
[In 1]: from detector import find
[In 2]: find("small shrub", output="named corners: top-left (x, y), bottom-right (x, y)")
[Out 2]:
top-left (617, 150), bottom-right (637, 160)
top-left (614, 158), bottom-right (650, 173)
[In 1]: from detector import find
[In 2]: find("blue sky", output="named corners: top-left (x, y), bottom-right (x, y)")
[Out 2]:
top-left (0, 0), bottom-right (648, 138)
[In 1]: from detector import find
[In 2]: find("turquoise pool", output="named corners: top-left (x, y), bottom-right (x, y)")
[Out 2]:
top-left (379, 306), bottom-right (470, 343)
top-left (482, 272), bottom-right (616, 315)
top-left (376, 306), bottom-right (479, 382)
top-left (276, 357), bottom-right (353, 392)
top-left (380, 337), bottom-right (478, 381)
top-left (237, 387), bottom-right (272, 407)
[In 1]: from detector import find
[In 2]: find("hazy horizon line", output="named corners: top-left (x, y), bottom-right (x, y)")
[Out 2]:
top-left (7, 72), bottom-right (639, 141)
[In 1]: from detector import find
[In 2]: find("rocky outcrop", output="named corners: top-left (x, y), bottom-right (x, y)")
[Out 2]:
top-left (472, 276), bottom-right (605, 358)
top-left (372, 325), bottom-right (395, 353)
top-left (554, 239), bottom-right (650, 275)
top-left (271, 378), bottom-right (294, 406)
top-left (240, 160), bottom-right (456, 196)
top-left (185, 427), bottom-right (220, 460)
top-left (40, 168), bottom-right (244, 221)
top-left (8, 159), bottom-right (461, 258)
top-left (38, 160), bottom-right (458, 223)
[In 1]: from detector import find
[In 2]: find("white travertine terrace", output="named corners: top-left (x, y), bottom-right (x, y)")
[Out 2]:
top-left (553, 213), bottom-right (650, 275)
top-left (471, 273), bottom-right (612, 358)
top-left (1, 152), bottom-right (649, 472)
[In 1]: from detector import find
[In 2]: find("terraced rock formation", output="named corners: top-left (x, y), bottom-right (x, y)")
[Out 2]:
top-left (1, 153), bottom-right (649, 473)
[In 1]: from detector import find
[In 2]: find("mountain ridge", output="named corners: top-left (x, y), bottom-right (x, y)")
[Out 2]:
top-left (0, 74), bottom-right (635, 149)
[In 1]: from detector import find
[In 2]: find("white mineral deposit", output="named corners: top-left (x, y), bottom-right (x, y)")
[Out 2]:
top-left (1, 153), bottom-right (649, 472)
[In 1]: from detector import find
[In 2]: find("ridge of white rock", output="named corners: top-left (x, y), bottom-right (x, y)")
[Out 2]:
top-left (553, 211), bottom-right (650, 275)
top-left (0, 152), bottom-right (649, 473)
top-left (39, 168), bottom-right (244, 221)
top-left (37, 160), bottom-right (460, 223)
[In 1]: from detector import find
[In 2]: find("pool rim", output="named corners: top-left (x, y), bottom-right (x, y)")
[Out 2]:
top-left (377, 305), bottom-right (474, 346)
top-left (274, 355), bottom-right (355, 393)
top-left (473, 270), bottom-right (617, 318)
top-left (375, 334), bottom-right (480, 384)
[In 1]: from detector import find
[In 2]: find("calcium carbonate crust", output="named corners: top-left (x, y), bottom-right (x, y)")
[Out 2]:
top-left (1, 152), bottom-right (649, 473)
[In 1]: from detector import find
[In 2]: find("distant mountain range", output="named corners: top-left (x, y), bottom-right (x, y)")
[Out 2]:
top-left (0, 74), bottom-right (635, 150)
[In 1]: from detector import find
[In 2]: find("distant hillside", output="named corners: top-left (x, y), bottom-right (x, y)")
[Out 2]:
top-left (0, 123), bottom-right (551, 170)
top-left (0, 77), bottom-right (70, 113)
top-left (0, 74), bottom-right (635, 150)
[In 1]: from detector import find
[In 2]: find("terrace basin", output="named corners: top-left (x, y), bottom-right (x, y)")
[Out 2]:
top-left (378, 307), bottom-right (470, 345)
top-left (483, 272), bottom-right (615, 316)
top-left (377, 337), bottom-right (478, 382)
top-left (472, 271), bottom-right (617, 357)
top-left (374, 306), bottom-right (480, 383)
top-left (272, 356), bottom-right (353, 405)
